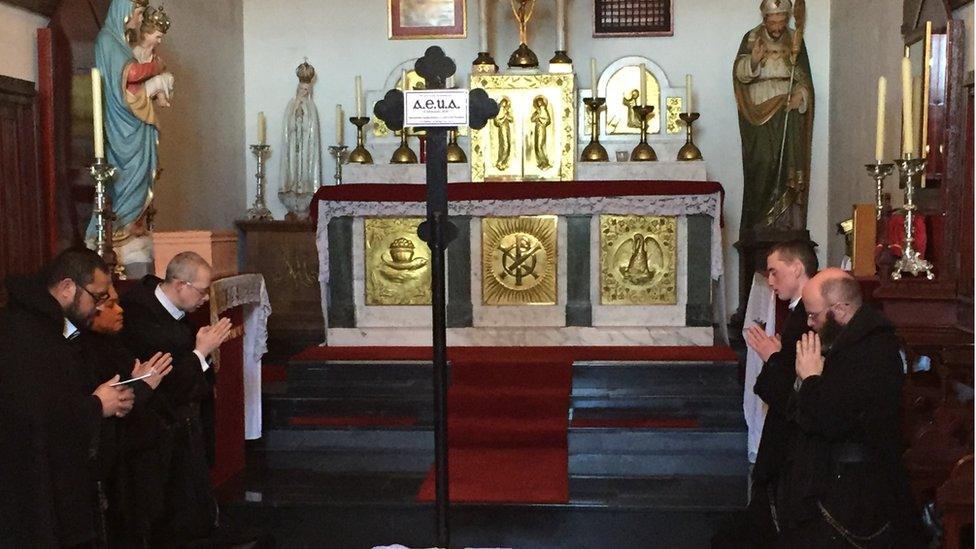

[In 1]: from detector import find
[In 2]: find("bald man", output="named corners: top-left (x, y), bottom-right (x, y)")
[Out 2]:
top-left (777, 268), bottom-right (924, 547)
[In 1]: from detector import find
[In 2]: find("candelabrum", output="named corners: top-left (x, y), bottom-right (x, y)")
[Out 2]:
top-left (329, 145), bottom-right (349, 184)
top-left (581, 97), bottom-right (609, 162)
top-left (391, 129), bottom-right (418, 164)
top-left (347, 117), bottom-right (373, 164)
top-left (864, 162), bottom-right (895, 221)
top-left (630, 105), bottom-right (657, 161)
top-left (677, 112), bottom-right (703, 161)
top-left (90, 157), bottom-right (120, 274)
top-left (891, 155), bottom-right (934, 280)
top-left (247, 144), bottom-right (273, 220)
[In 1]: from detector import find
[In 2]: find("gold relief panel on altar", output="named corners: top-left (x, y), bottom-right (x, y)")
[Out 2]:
top-left (600, 215), bottom-right (677, 305)
top-left (469, 74), bottom-right (576, 182)
top-left (364, 217), bottom-right (431, 305)
top-left (482, 216), bottom-right (558, 306)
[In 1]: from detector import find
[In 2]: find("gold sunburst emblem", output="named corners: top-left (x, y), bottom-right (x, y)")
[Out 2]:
top-left (365, 217), bottom-right (431, 305)
top-left (600, 215), bottom-right (677, 305)
top-left (482, 216), bottom-right (557, 305)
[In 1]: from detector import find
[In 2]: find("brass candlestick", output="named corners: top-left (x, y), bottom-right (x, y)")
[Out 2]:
top-left (247, 144), bottom-right (273, 220)
top-left (446, 129), bottom-right (467, 163)
top-left (90, 157), bottom-right (120, 275)
top-left (582, 97), bottom-right (609, 162)
top-left (507, 0), bottom-right (539, 68)
top-left (891, 155), bottom-right (934, 280)
top-left (865, 162), bottom-right (895, 220)
top-left (630, 105), bottom-right (657, 161)
top-left (329, 145), bottom-right (349, 184)
top-left (677, 112), bottom-right (703, 161)
top-left (472, 51), bottom-right (498, 74)
top-left (390, 129), bottom-right (418, 164)
top-left (347, 117), bottom-right (373, 164)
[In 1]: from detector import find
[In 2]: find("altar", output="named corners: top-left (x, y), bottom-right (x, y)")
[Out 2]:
top-left (313, 179), bottom-right (723, 347)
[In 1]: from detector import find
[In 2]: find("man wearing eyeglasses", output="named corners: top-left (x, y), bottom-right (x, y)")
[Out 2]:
top-left (0, 248), bottom-right (137, 547)
top-left (776, 268), bottom-right (924, 547)
top-left (118, 251), bottom-right (233, 546)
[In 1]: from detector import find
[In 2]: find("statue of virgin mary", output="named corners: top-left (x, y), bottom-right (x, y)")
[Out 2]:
top-left (278, 60), bottom-right (321, 220)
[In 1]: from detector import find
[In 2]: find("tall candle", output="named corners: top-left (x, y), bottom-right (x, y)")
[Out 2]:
top-left (402, 68), bottom-right (408, 91)
top-left (91, 68), bottom-right (104, 159)
top-left (556, 0), bottom-right (566, 51)
top-left (875, 76), bottom-right (886, 163)
top-left (590, 58), bottom-right (597, 98)
top-left (478, 0), bottom-right (488, 52)
top-left (901, 57), bottom-right (914, 156)
top-left (257, 111), bottom-right (266, 144)
top-left (336, 104), bottom-right (344, 146)
top-left (912, 75), bottom-right (923, 157)
top-left (639, 64), bottom-right (647, 107)
top-left (355, 75), bottom-right (363, 117)
top-left (685, 74), bottom-right (693, 114)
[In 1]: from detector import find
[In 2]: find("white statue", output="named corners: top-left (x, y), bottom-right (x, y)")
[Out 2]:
top-left (278, 60), bottom-right (321, 220)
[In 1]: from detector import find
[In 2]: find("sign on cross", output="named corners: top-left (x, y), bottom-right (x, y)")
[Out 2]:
top-left (373, 46), bottom-right (498, 549)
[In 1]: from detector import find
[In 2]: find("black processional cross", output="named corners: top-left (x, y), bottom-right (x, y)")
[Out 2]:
top-left (374, 46), bottom-right (498, 549)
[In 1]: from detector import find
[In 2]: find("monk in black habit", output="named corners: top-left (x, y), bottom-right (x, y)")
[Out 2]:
top-left (118, 251), bottom-right (232, 546)
top-left (0, 249), bottom-right (135, 547)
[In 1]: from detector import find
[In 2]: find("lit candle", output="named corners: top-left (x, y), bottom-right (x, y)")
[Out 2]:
top-left (91, 68), bottom-right (104, 159)
top-left (257, 112), bottom-right (266, 145)
top-left (336, 104), bottom-right (344, 146)
top-left (875, 76), bottom-right (886, 163)
top-left (478, 0), bottom-right (488, 52)
top-left (639, 64), bottom-right (647, 107)
top-left (355, 75), bottom-right (363, 117)
top-left (901, 57), bottom-right (913, 156)
top-left (556, 0), bottom-right (566, 51)
top-left (590, 58), bottom-right (597, 98)
top-left (685, 74), bottom-right (693, 114)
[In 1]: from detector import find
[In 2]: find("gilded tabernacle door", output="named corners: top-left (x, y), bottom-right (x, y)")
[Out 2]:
top-left (470, 73), bottom-right (576, 182)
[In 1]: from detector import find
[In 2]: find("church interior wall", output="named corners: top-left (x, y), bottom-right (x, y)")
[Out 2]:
top-left (0, 2), bottom-right (48, 84)
top-left (150, 0), bottom-right (247, 232)
top-left (242, 0), bottom-right (833, 315)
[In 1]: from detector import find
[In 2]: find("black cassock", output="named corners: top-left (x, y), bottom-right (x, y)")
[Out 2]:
top-left (0, 277), bottom-right (103, 547)
top-left (119, 275), bottom-right (217, 546)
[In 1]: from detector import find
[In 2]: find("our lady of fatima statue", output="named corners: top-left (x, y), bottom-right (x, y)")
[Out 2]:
top-left (91, 0), bottom-right (173, 270)
top-left (278, 60), bottom-right (321, 219)
top-left (733, 0), bottom-right (813, 236)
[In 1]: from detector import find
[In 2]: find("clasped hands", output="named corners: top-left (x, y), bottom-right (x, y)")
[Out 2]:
top-left (93, 352), bottom-right (173, 418)
top-left (795, 332), bottom-right (824, 380)
top-left (194, 317), bottom-right (234, 371)
top-left (745, 325), bottom-right (781, 362)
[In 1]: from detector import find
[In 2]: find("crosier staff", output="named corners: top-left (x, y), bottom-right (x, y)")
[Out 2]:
top-left (775, 0), bottom-right (806, 187)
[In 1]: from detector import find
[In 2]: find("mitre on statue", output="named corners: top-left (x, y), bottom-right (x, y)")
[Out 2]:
top-left (760, 0), bottom-right (792, 15)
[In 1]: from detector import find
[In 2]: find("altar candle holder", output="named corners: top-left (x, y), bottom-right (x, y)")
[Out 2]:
top-left (629, 105), bottom-right (657, 162)
top-left (864, 162), bottom-right (895, 220)
top-left (390, 129), bottom-right (418, 164)
top-left (581, 97), bottom-right (609, 162)
top-left (329, 145), bottom-right (349, 185)
top-left (247, 144), bottom-right (273, 220)
top-left (90, 157), bottom-right (120, 275)
top-left (891, 155), bottom-right (934, 280)
top-left (677, 112), bottom-right (703, 161)
top-left (446, 129), bottom-right (467, 163)
top-left (347, 116), bottom-right (373, 164)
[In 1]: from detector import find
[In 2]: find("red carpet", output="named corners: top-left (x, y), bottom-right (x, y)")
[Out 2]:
top-left (416, 358), bottom-right (573, 503)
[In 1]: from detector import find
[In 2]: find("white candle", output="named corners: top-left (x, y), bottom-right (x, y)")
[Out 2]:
top-left (875, 77), bottom-right (886, 163)
top-left (355, 75), bottom-right (363, 117)
top-left (639, 64), bottom-right (647, 107)
top-left (685, 74), bottom-right (693, 114)
top-left (402, 68), bottom-right (408, 91)
top-left (257, 111), bottom-right (266, 144)
top-left (336, 104), bottom-right (344, 146)
top-left (91, 68), bottom-right (104, 159)
top-left (478, 0), bottom-right (488, 52)
top-left (556, 0), bottom-right (566, 51)
top-left (590, 58), bottom-right (597, 98)
top-left (912, 75), bottom-right (923, 157)
top-left (901, 57), bottom-right (914, 156)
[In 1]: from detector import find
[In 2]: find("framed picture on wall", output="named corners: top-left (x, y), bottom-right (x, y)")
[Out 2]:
top-left (593, 0), bottom-right (673, 37)
top-left (389, 0), bottom-right (467, 39)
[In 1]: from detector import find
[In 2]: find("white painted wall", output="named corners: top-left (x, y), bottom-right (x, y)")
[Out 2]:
top-left (0, 2), bottom-right (48, 84)
top-left (243, 0), bottom-right (833, 314)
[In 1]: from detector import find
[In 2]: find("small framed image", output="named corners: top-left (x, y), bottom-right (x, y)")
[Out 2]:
top-left (593, 0), bottom-right (673, 37)
top-left (389, 0), bottom-right (467, 40)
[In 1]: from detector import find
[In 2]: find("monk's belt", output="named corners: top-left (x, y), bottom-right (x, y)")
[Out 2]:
top-left (830, 442), bottom-right (872, 464)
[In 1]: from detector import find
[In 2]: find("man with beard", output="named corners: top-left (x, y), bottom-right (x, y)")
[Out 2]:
top-left (119, 251), bottom-right (232, 546)
top-left (779, 268), bottom-right (924, 547)
top-left (0, 248), bottom-right (135, 547)
top-left (712, 240), bottom-right (816, 547)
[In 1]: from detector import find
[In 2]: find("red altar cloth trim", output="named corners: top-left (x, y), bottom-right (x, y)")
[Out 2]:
top-left (311, 180), bottom-right (725, 227)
